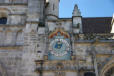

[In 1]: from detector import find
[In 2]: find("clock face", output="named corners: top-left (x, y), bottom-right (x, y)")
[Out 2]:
top-left (49, 38), bottom-right (70, 56)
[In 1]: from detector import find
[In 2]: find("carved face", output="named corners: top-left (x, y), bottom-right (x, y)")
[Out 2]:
top-left (49, 38), bottom-right (70, 56)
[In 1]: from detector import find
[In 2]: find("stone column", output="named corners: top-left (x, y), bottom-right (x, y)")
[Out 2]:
top-left (91, 45), bottom-right (99, 76)
top-left (94, 56), bottom-right (99, 76)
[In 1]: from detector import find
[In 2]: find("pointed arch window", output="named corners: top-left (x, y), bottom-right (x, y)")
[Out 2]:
top-left (0, 12), bottom-right (7, 24)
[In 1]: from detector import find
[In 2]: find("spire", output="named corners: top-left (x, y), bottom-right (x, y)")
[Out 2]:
top-left (72, 4), bottom-right (81, 16)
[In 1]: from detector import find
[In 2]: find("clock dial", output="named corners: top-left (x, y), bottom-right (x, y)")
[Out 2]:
top-left (49, 38), bottom-right (70, 56)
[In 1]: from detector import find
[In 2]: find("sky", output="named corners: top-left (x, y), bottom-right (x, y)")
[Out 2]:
top-left (59, 0), bottom-right (114, 18)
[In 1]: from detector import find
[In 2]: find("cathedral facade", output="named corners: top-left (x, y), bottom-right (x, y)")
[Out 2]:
top-left (0, 0), bottom-right (114, 76)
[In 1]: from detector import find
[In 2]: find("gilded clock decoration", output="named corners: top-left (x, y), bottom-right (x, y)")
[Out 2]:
top-left (49, 38), bottom-right (70, 56)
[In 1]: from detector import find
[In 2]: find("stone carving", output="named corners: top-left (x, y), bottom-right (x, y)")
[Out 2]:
top-left (75, 34), bottom-right (114, 41)
top-left (0, 0), bottom-right (113, 76)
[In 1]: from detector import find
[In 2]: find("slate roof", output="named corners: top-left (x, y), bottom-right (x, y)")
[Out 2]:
top-left (82, 17), bottom-right (112, 33)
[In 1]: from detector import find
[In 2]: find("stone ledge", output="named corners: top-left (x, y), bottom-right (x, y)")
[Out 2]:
top-left (75, 40), bottom-right (114, 43)
top-left (9, 13), bottom-right (26, 16)
top-left (96, 54), bottom-right (113, 57)
top-left (35, 69), bottom-right (77, 73)
top-left (26, 21), bottom-right (40, 24)
top-left (35, 60), bottom-right (76, 65)
top-left (0, 45), bottom-right (23, 50)
top-left (0, 3), bottom-right (28, 6)
top-left (0, 24), bottom-right (25, 28)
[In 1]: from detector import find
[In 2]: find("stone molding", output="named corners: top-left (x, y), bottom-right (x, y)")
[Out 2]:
top-left (100, 56), bottom-right (114, 76)
top-left (0, 24), bottom-right (25, 27)
top-left (0, 3), bottom-right (27, 6)
top-left (0, 46), bottom-right (23, 50)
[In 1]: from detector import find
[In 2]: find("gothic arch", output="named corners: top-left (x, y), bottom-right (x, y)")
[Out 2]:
top-left (100, 56), bottom-right (114, 76)
top-left (0, 8), bottom-right (11, 17)
top-left (0, 8), bottom-right (10, 17)
top-left (0, 8), bottom-right (11, 24)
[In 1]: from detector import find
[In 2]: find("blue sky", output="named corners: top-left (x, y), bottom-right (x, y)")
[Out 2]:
top-left (59, 0), bottom-right (114, 18)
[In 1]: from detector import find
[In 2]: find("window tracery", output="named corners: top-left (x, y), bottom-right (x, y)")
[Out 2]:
top-left (105, 67), bottom-right (114, 76)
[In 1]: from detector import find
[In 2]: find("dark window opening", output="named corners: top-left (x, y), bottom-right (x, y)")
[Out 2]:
top-left (37, 51), bottom-right (42, 53)
top-left (39, 22), bottom-right (45, 27)
top-left (76, 23), bottom-right (80, 28)
top-left (84, 72), bottom-right (96, 76)
top-left (0, 17), bottom-right (7, 24)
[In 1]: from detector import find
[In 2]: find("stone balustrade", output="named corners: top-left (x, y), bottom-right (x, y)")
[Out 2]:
top-left (78, 65), bottom-right (94, 71)
top-left (36, 66), bottom-right (77, 72)
top-left (35, 61), bottom-right (94, 72)
top-left (75, 33), bottom-right (114, 42)
top-left (35, 60), bottom-right (77, 72)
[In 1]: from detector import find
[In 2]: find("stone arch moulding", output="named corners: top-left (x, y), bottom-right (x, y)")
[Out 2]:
top-left (16, 29), bottom-right (23, 45)
top-left (100, 56), bottom-right (114, 76)
top-left (48, 28), bottom-right (70, 39)
top-left (0, 8), bottom-right (11, 17)
top-left (16, 29), bottom-right (23, 38)
top-left (0, 8), bottom-right (11, 24)
top-left (0, 61), bottom-right (8, 76)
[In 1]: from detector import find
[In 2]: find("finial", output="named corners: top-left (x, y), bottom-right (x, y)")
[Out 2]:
top-left (46, 0), bottom-right (49, 3)
top-left (73, 4), bottom-right (81, 16)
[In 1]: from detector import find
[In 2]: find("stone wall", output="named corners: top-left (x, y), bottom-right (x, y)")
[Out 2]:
top-left (0, 46), bottom-right (23, 76)
top-left (0, 0), bottom-right (113, 76)
top-left (74, 42), bottom-right (114, 72)
top-left (0, 26), bottom-right (24, 46)
top-left (47, 19), bottom-right (72, 32)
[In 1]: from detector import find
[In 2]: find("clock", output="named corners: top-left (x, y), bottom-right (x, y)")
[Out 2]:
top-left (49, 38), bottom-right (70, 56)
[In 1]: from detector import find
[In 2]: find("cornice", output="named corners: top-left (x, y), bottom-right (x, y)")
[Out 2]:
top-left (26, 21), bottom-right (39, 24)
top-left (0, 24), bottom-right (25, 28)
top-left (0, 3), bottom-right (28, 6)
top-left (0, 45), bottom-right (23, 50)
top-left (75, 40), bottom-right (114, 44)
